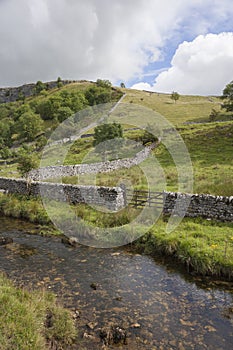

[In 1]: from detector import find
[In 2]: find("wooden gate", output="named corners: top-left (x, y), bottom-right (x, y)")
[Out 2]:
top-left (127, 189), bottom-right (164, 209)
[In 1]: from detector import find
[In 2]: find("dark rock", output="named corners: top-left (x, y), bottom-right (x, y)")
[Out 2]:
top-left (45, 310), bottom-right (54, 328)
top-left (99, 325), bottom-right (127, 345)
top-left (0, 237), bottom-right (13, 246)
top-left (61, 235), bottom-right (78, 247)
top-left (90, 282), bottom-right (97, 290)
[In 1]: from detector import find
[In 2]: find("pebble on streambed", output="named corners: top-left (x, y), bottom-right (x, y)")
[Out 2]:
top-left (61, 235), bottom-right (79, 247)
top-left (0, 237), bottom-right (13, 245)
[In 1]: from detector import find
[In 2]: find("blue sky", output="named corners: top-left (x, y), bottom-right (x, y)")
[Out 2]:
top-left (129, 1), bottom-right (233, 94)
top-left (0, 0), bottom-right (233, 95)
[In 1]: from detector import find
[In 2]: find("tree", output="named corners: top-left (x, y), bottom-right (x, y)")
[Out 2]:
top-left (171, 91), bottom-right (180, 103)
top-left (209, 108), bottom-right (220, 122)
top-left (85, 86), bottom-right (112, 105)
top-left (96, 79), bottom-right (112, 88)
top-left (221, 80), bottom-right (233, 112)
top-left (16, 112), bottom-right (44, 141)
top-left (0, 146), bottom-right (12, 160)
top-left (120, 82), bottom-right (126, 88)
top-left (61, 91), bottom-right (87, 112)
top-left (0, 120), bottom-right (13, 147)
top-left (57, 76), bottom-right (63, 88)
top-left (93, 122), bottom-right (123, 146)
top-left (13, 104), bottom-right (32, 120)
top-left (36, 99), bottom-right (58, 120)
top-left (35, 135), bottom-right (47, 151)
top-left (17, 149), bottom-right (39, 178)
top-left (56, 106), bottom-right (74, 122)
top-left (17, 90), bottom-right (25, 102)
top-left (93, 122), bottom-right (123, 160)
top-left (34, 81), bottom-right (46, 95)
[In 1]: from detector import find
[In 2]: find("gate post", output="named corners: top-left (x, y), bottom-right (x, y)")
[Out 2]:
top-left (119, 183), bottom-right (127, 207)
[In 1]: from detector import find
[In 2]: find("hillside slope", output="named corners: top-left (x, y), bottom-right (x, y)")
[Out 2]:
top-left (122, 88), bottom-right (229, 125)
top-left (0, 81), bottom-right (232, 196)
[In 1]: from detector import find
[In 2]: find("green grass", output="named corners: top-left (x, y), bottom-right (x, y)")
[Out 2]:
top-left (60, 121), bottom-right (233, 196)
top-left (2, 120), bottom-right (232, 196)
top-left (1, 193), bottom-right (233, 279)
top-left (0, 273), bottom-right (77, 350)
top-left (122, 89), bottom-right (224, 125)
top-left (135, 217), bottom-right (233, 280)
top-left (0, 162), bottom-right (19, 178)
top-left (0, 193), bottom-right (52, 227)
top-left (1, 86), bottom-right (232, 197)
top-left (154, 121), bottom-right (233, 195)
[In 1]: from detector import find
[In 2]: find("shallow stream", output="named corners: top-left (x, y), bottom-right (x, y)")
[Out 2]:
top-left (0, 217), bottom-right (232, 349)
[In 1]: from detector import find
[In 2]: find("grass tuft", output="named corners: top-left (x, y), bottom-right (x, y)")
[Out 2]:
top-left (0, 273), bottom-right (77, 350)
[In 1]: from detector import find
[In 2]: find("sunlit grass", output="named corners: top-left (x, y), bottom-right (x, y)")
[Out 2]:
top-left (123, 89), bottom-right (223, 125)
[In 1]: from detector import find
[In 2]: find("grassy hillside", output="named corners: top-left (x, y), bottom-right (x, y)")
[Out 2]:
top-left (122, 88), bottom-right (231, 125)
top-left (0, 82), bottom-right (232, 196)
top-left (155, 121), bottom-right (233, 195)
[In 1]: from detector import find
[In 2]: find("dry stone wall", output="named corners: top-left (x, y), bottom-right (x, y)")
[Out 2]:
top-left (0, 177), bottom-right (232, 221)
top-left (0, 177), bottom-right (124, 211)
top-left (29, 143), bottom-right (156, 181)
top-left (163, 191), bottom-right (233, 222)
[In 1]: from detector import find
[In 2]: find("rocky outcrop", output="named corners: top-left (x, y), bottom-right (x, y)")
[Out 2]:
top-left (0, 80), bottom-right (78, 103)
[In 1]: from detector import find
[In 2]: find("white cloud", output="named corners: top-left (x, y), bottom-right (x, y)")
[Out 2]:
top-left (0, 0), bottom-right (233, 88)
top-left (134, 33), bottom-right (233, 95)
top-left (131, 82), bottom-right (155, 91)
top-left (0, 0), bottom-right (194, 86)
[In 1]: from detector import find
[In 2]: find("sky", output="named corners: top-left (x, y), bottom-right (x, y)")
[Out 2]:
top-left (0, 0), bottom-right (233, 95)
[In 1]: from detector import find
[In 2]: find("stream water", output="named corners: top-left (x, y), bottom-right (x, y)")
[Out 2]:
top-left (0, 217), bottom-right (232, 349)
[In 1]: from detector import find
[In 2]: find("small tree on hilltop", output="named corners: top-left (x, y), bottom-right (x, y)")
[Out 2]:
top-left (96, 79), bottom-right (112, 88)
top-left (34, 81), bottom-right (46, 95)
top-left (171, 91), bottom-right (180, 103)
top-left (57, 76), bottom-right (63, 88)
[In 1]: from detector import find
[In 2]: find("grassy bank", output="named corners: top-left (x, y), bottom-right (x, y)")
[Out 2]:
top-left (0, 193), bottom-right (61, 236)
top-left (0, 273), bottom-right (76, 350)
top-left (134, 217), bottom-right (233, 280)
top-left (1, 193), bottom-right (233, 280)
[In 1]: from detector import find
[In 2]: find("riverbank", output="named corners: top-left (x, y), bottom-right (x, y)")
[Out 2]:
top-left (0, 273), bottom-right (77, 350)
top-left (1, 193), bottom-right (233, 280)
top-left (134, 217), bottom-right (233, 280)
